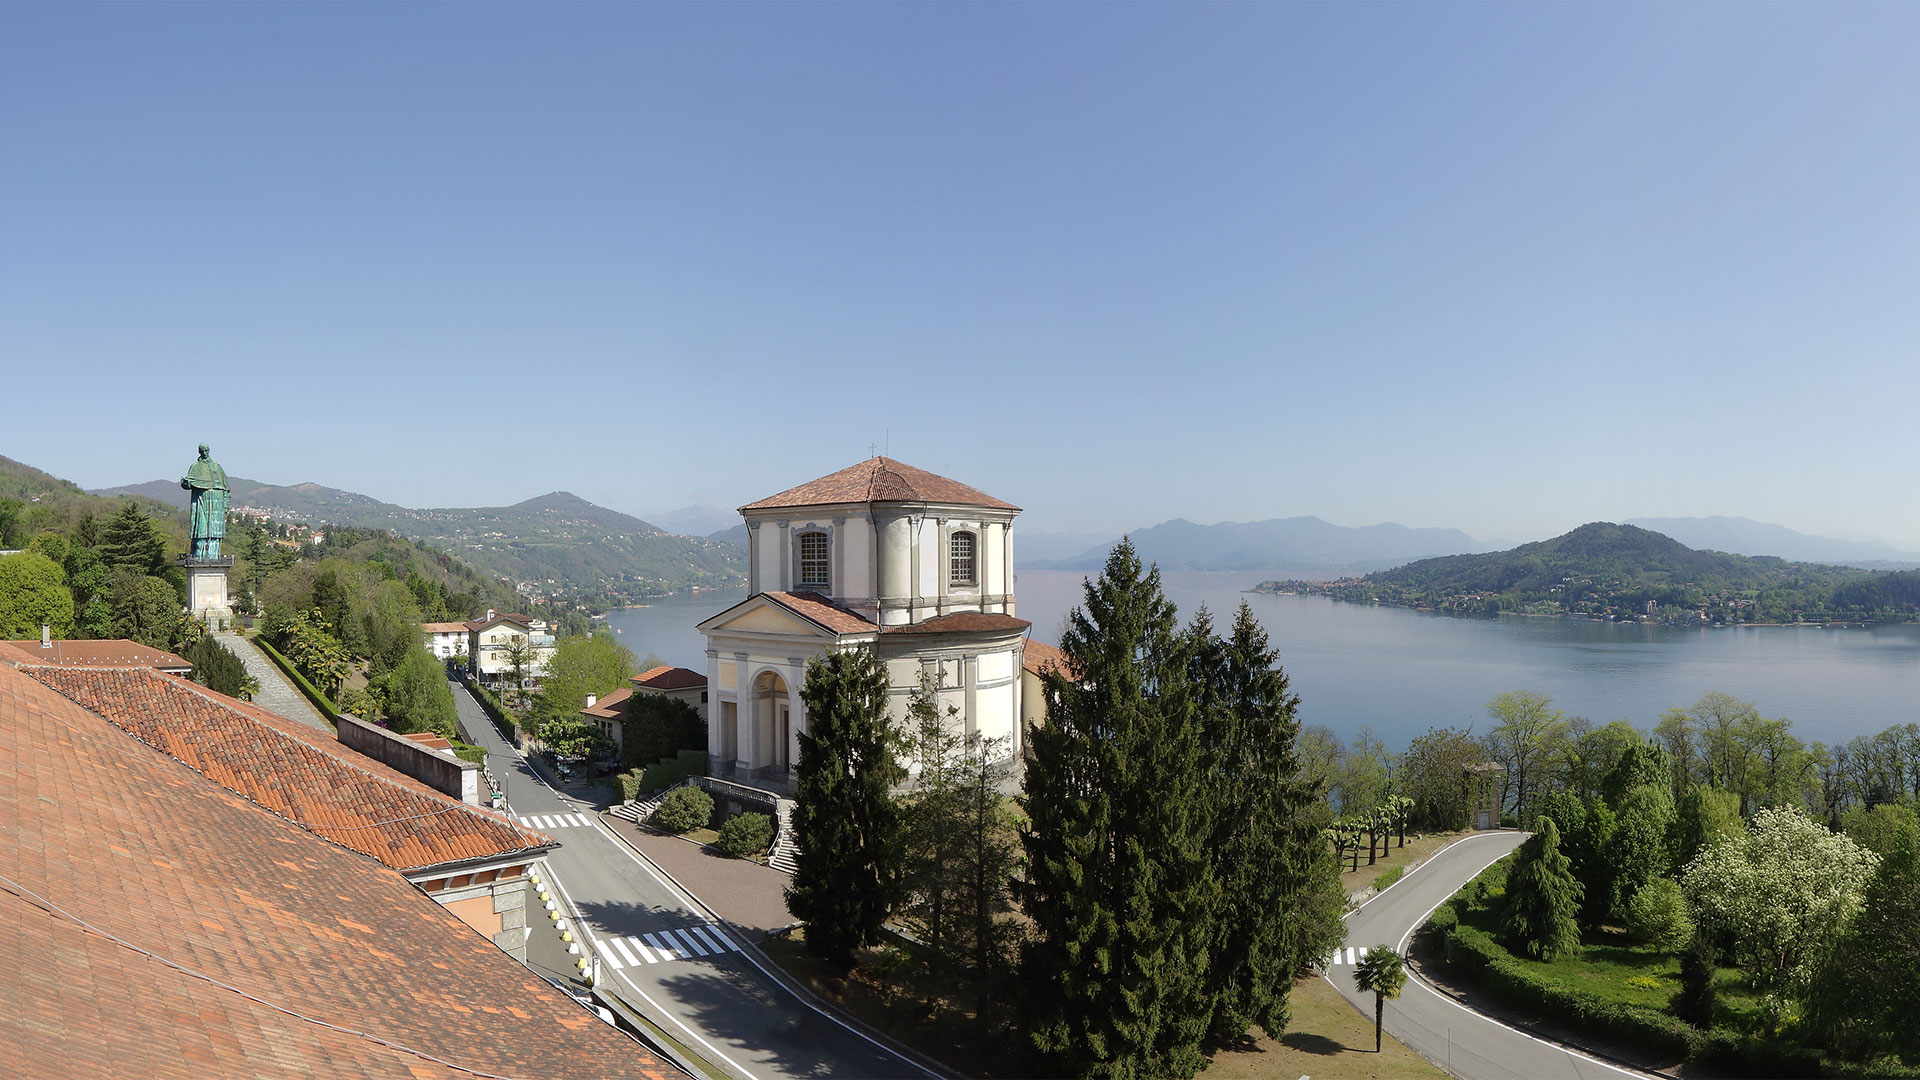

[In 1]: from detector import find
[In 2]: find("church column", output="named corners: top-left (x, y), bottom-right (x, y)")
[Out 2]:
top-left (734, 652), bottom-right (757, 773)
top-left (786, 655), bottom-right (808, 790)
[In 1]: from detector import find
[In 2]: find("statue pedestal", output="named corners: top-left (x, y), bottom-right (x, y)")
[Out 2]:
top-left (181, 556), bottom-right (235, 629)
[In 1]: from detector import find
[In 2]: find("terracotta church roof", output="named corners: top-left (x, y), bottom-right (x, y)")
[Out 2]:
top-left (762, 591), bottom-right (881, 635)
top-left (20, 666), bottom-right (554, 873)
top-left (884, 612), bottom-right (1032, 635)
top-left (739, 457), bottom-right (1018, 512)
top-left (633, 665), bottom-right (707, 690)
top-left (0, 663), bottom-right (668, 1080)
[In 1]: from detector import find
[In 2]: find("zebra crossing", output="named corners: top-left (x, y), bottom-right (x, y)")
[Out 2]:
top-left (1322, 946), bottom-right (1372, 968)
top-left (518, 812), bottom-right (594, 830)
top-left (591, 923), bottom-right (743, 970)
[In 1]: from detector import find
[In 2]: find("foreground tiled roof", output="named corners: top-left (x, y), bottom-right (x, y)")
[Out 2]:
top-left (20, 666), bottom-right (554, 873)
top-left (582, 686), bottom-right (632, 719)
top-left (1022, 638), bottom-right (1076, 678)
top-left (632, 665), bottom-right (707, 691)
top-left (763, 591), bottom-right (881, 636)
top-left (885, 612), bottom-right (1032, 635)
top-left (0, 664), bottom-right (670, 1080)
top-left (740, 457), bottom-right (1018, 512)
top-left (0, 639), bottom-right (191, 672)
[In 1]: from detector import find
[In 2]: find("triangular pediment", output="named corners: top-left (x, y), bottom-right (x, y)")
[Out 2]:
top-left (697, 595), bottom-right (841, 639)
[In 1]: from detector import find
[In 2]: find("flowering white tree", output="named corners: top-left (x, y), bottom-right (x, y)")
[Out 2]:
top-left (1681, 806), bottom-right (1880, 1023)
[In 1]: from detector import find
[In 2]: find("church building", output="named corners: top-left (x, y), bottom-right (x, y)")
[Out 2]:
top-left (697, 458), bottom-right (1030, 787)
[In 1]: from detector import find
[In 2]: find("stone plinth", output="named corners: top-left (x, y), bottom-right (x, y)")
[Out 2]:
top-left (181, 556), bottom-right (235, 628)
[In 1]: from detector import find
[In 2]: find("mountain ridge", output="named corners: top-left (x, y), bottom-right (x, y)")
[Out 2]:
top-left (1025, 514), bottom-right (1483, 573)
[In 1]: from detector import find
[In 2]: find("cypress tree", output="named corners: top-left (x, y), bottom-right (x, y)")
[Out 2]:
top-left (186, 634), bottom-right (247, 698)
top-left (784, 647), bottom-right (903, 970)
top-left (1019, 540), bottom-right (1213, 1079)
top-left (98, 502), bottom-right (168, 576)
top-left (1501, 817), bottom-right (1584, 961)
top-left (1193, 602), bottom-right (1339, 1043)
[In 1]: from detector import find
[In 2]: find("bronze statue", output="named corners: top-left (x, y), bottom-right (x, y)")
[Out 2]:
top-left (180, 443), bottom-right (230, 560)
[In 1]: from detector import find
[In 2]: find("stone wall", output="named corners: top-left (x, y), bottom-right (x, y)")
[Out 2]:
top-left (336, 713), bottom-right (482, 804)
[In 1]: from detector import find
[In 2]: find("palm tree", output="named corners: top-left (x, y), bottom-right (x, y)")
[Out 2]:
top-left (1353, 944), bottom-right (1407, 1053)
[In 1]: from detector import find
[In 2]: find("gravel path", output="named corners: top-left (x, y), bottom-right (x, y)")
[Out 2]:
top-left (217, 630), bottom-right (332, 733)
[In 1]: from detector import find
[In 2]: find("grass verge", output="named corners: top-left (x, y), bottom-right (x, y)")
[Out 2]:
top-left (1204, 975), bottom-right (1448, 1080)
top-left (1340, 829), bottom-right (1473, 896)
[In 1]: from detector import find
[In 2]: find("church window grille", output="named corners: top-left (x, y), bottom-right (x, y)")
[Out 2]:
top-left (798, 532), bottom-right (830, 588)
top-left (950, 531), bottom-right (976, 586)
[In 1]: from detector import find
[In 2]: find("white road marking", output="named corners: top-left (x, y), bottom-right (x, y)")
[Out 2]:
top-left (1345, 946), bottom-right (1356, 965)
top-left (610, 936), bottom-right (642, 967)
top-left (688, 926), bottom-right (726, 954)
top-left (672, 928), bottom-right (711, 956)
top-left (594, 938), bottom-right (624, 970)
top-left (628, 936), bottom-right (661, 964)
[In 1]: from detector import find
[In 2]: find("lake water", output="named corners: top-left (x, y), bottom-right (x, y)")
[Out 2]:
top-left (604, 571), bottom-right (1920, 751)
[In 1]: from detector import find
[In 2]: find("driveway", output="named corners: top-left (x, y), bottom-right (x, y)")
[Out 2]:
top-left (1324, 831), bottom-right (1659, 1080)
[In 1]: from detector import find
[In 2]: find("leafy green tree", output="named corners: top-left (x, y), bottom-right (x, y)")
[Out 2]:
top-left (622, 692), bottom-right (706, 769)
top-left (1839, 803), bottom-right (1920, 857)
top-left (64, 547), bottom-right (112, 638)
top-left (1672, 929), bottom-right (1718, 1029)
top-left (899, 668), bottom-right (967, 987)
top-left (542, 717), bottom-right (614, 761)
top-left (1604, 784), bottom-right (1676, 922)
top-left (1486, 690), bottom-right (1566, 822)
top-left (1501, 818), bottom-right (1583, 961)
top-left (1561, 718), bottom-right (1642, 805)
top-left (1624, 877), bottom-right (1693, 950)
top-left (1668, 785), bottom-right (1743, 870)
top-left (1535, 790), bottom-right (1614, 927)
top-left (1019, 540), bottom-right (1213, 1080)
top-left (1601, 738), bottom-right (1671, 808)
top-left (1353, 945), bottom-right (1407, 1054)
top-left (98, 501), bottom-right (169, 576)
top-left (1682, 806), bottom-right (1880, 1024)
top-left (785, 647), bottom-right (903, 970)
top-left (279, 608), bottom-right (350, 696)
top-left (1398, 725), bottom-right (1485, 831)
top-left (0, 497), bottom-right (24, 548)
top-left (0, 551), bottom-right (75, 638)
top-left (108, 568), bottom-right (182, 650)
top-left (533, 631), bottom-right (635, 737)
top-left (383, 644), bottom-right (458, 736)
top-left (1808, 845), bottom-right (1920, 1062)
top-left (185, 634), bottom-right (248, 698)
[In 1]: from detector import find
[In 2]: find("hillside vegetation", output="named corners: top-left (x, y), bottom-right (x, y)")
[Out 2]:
top-left (1261, 523), bottom-right (1920, 624)
top-left (96, 475), bottom-right (744, 608)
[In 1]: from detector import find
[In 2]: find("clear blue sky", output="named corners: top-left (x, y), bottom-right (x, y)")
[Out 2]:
top-left (7, 3), bottom-right (1919, 547)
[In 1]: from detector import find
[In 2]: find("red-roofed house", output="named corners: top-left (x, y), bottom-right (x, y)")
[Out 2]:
top-left (465, 609), bottom-right (555, 690)
top-left (698, 458), bottom-right (1031, 788)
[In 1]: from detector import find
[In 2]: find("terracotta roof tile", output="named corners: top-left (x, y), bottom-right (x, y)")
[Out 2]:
top-left (740, 457), bottom-right (1018, 512)
top-left (884, 612), bottom-right (1032, 635)
top-left (0, 638), bottom-right (191, 672)
top-left (0, 663), bottom-right (670, 1080)
top-left (419, 622), bottom-right (470, 634)
top-left (762, 591), bottom-right (881, 636)
top-left (632, 665), bottom-right (707, 691)
top-left (19, 667), bottom-right (554, 873)
top-left (1022, 637), bottom-right (1077, 678)
top-left (582, 686), bottom-right (632, 718)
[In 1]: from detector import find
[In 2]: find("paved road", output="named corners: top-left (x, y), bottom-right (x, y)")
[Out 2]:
top-left (450, 679), bottom-right (927, 1080)
top-left (219, 631), bottom-right (331, 732)
top-left (1325, 831), bottom-right (1655, 1080)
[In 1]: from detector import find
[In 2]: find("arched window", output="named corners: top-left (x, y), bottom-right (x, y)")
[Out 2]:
top-left (949, 531), bottom-right (976, 587)
top-left (798, 531), bottom-right (830, 589)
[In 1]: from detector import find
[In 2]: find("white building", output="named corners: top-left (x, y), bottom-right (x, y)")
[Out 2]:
top-left (697, 457), bottom-right (1029, 788)
top-left (464, 610), bottom-right (555, 689)
top-left (421, 621), bottom-right (469, 660)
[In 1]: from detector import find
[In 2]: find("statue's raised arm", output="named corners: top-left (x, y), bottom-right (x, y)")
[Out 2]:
top-left (180, 443), bottom-right (231, 560)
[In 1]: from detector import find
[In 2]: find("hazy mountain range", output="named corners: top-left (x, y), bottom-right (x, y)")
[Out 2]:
top-left (1623, 517), bottom-right (1920, 569)
top-left (92, 476), bottom-right (743, 600)
top-left (1020, 516), bottom-right (1486, 573)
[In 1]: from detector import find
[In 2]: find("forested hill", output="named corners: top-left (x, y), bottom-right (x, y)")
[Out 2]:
top-left (2, 454), bottom-right (189, 547)
top-left (1259, 522), bottom-right (1920, 624)
top-left (92, 475), bottom-right (744, 607)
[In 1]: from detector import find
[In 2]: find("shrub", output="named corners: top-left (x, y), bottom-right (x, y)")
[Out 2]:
top-left (717, 812), bottom-right (773, 858)
top-left (1626, 877), bottom-right (1694, 951)
top-left (1374, 865), bottom-right (1406, 891)
top-left (616, 770), bottom-right (644, 803)
top-left (651, 786), bottom-right (714, 834)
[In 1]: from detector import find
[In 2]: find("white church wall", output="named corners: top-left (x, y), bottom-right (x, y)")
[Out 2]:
top-left (973, 682), bottom-right (1016, 743)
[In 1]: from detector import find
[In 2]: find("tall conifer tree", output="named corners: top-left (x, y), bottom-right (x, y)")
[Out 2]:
top-left (1019, 540), bottom-right (1214, 1079)
top-left (1501, 818), bottom-right (1584, 961)
top-left (1192, 602), bottom-right (1341, 1042)
top-left (785, 647), bottom-right (903, 969)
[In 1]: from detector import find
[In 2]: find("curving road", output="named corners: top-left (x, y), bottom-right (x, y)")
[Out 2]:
top-left (1323, 832), bottom-right (1656, 1080)
top-left (451, 679), bottom-right (929, 1080)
